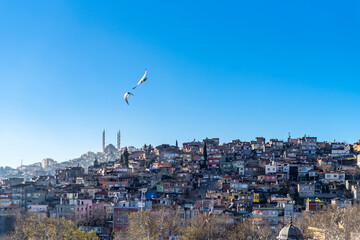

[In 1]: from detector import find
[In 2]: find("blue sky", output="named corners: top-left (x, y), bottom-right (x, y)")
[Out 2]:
top-left (0, 1), bottom-right (359, 167)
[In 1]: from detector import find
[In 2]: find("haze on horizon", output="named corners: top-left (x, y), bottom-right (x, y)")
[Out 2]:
top-left (0, 1), bottom-right (359, 167)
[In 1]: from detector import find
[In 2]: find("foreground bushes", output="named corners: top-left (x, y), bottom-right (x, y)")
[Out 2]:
top-left (115, 205), bottom-right (360, 240)
top-left (114, 210), bottom-right (274, 240)
top-left (9, 214), bottom-right (99, 240)
top-left (11, 205), bottom-right (360, 240)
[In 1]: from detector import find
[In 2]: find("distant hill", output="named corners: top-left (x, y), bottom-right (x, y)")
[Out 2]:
top-left (0, 144), bottom-right (123, 180)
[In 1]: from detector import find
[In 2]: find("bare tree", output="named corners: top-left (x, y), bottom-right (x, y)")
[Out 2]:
top-left (9, 213), bottom-right (99, 240)
top-left (294, 205), bottom-right (360, 240)
top-left (114, 208), bottom-right (182, 240)
top-left (182, 213), bottom-right (232, 240)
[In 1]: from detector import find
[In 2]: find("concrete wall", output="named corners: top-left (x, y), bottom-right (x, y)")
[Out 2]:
top-left (0, 215), bottom-right (15, 236)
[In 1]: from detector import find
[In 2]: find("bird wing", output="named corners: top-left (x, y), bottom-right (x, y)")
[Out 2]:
top-left (141, 70), bottom-right (147, 80)
top-left (133, 70), bottom-right (147, 89)
top-left (133, 80), bottom-right (141, 89)
top-left (124, 92), bottom-right (133, 104)
top-left (124, 93), bottom-right (129, 104)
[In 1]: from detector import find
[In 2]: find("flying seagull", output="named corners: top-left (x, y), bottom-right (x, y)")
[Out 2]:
top-left (133, 69), bottom-right (148, 89)
top-left (124, 92), bottom-right (134, 105)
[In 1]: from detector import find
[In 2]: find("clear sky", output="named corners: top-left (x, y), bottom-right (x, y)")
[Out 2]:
top-left (0, 1), bottom-right (359, 167)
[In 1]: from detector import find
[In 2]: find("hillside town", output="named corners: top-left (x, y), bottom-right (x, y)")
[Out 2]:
top-left (1, 134), bottom-right (360, 239)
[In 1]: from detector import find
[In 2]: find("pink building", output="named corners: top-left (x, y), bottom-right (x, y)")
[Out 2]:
top-left (66, 199), bottom-right (107, 224)
top-left (73, 199), bottom-right (92, 223)
top-left (28, 204), bottom-right (48, 218)
top-left (92, 202), bottom-right (107, 223)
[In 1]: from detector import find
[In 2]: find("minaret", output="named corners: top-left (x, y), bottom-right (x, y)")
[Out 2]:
top-left (117, 130), bottom-right (121, 150)
top-left (102, 130), bottom-right (105, 153)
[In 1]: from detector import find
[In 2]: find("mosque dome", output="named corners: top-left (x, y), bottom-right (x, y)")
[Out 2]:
top-left (277, 223), bottom-right (304, 240)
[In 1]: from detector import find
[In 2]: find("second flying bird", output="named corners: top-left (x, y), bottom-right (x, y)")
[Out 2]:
top-left (124, 69), bottom-right (148, 105)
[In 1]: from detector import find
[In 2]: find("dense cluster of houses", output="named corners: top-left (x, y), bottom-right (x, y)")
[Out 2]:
top-left (1, 136), bottom-right (360, 239)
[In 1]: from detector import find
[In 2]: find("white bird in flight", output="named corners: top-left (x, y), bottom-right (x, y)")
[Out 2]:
top-left (124, 92), bottom-right (134, 105)
top-left (133, 70), bottom-right (148, 89)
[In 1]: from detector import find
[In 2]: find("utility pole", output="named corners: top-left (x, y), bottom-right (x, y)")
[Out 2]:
top-left (139, 187), bottom-right (147, 239)
top-left (140, 188), bottom-right (147, 211)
